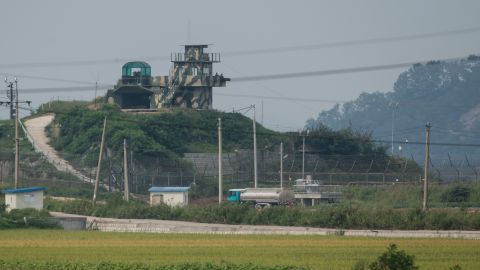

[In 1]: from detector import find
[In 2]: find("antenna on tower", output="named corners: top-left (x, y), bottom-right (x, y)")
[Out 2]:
top-left (187, 19), bottom-right (191, 44)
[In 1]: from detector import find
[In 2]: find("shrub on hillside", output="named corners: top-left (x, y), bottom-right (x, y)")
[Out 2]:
top-left (353, 244), bottom-right (418, 270)
top-left (441, 185), bottom-right (470, 203)
top-left (0, 208), bottom-right (59, 229)
top-left (45, 196), bottom-right (480, 230)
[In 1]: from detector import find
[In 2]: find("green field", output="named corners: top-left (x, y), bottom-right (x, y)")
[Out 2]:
top-left (0, 230), bottom-right (479, 269)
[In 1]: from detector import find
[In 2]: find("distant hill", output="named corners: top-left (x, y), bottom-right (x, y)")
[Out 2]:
top-left (307, 55), bottom-right (480, 161)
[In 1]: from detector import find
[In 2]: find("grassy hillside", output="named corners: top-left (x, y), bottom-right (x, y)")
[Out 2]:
top-left (51, 104), bottom-right (284, 157)
top-left (44, 102), bottom-right (412, 195)
top-left (0, 119), bottom-right (71, 189)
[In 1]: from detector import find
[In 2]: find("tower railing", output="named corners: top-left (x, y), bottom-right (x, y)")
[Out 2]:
top-left (171, 53), bottom-right (221, 62)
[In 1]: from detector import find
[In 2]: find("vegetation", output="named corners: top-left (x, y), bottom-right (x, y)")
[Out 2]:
top-left (343, 182), bottom-right (480, 208)
top-left (0, 261), bottom-right (307, 270)
top-left (0, 118), bottom-right (84, 191)
top-left (354, 244), bottom-right (419, 270)
top-left (40, 101), bottom-right (415, 196)
top-left (0, 230), bottom-right (477, 270)
top-left (0, 208), bottom-right (59, 229)
top-left (307, 55), bottom-right (480, 159)
top-left (35, 100), bottom-right (90, 115)
top-left (51, 104), bottom-right (284, 157)
top-left (44, 193), bottom-right (480, 230)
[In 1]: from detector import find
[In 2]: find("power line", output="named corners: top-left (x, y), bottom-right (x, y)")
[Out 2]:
top-left (0, 57), bottom-right (170, 69)
top-left (2, 55), bottom-right (477, 94)
top-left (223, 26), bottom-right (480, 57)
top-left (0, 72), bottom-right (105, 85)
top-left (1, 26), bottom-right (479, 69)
top-left (231, 56), bottom-right (471, 82)
top-left (0, 85), bottom-right (112, 94)
top-left (216, 93), bottom-right (344, 103)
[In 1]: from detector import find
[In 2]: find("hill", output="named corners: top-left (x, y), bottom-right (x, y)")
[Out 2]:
top-left (41, 102), bottom-right (412, 195)
top-left (307, 55), bottom-right (480, 163)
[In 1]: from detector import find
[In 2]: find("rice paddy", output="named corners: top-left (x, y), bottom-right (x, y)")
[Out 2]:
top-left (0, 230), bottom-right (479, 269)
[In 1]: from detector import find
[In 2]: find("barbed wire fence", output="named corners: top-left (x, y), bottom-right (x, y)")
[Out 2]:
top-left (1, 147), bottom-right (478, 196)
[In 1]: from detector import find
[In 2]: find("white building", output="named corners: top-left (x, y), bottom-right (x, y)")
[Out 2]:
top-left (2, 187), bottom-right (47, 212)
top-left (148, 187), bottom-right (190, 207)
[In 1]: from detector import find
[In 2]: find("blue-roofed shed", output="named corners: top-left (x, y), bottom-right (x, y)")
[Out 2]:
top-left (1, 186), bottom-right (47, 212)
top-left (148, 186), bottom-right (190, 207)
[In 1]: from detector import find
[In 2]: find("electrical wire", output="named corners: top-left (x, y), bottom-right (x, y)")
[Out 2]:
top-left (1, 26), bottom-right (479, 69)
top-left (0, 72), bottom-right (106, 86)
top-left (231, 56), bottom-right (470, 82)
top-left (2, 55), bottom-right (476, 94)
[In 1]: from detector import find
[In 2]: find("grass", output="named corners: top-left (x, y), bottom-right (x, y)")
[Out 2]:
top-left (0, 230), bottom-right (478, 270)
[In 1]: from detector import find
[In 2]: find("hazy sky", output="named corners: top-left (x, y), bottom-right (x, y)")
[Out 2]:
top-left (1, 0), bottom-right (479, 131)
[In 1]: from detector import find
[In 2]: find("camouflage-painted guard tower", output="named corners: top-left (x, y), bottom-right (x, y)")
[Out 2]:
top-left (160, 44), bottom-right (230, 109)
top-left (106, 45), bottom-right (229, 110)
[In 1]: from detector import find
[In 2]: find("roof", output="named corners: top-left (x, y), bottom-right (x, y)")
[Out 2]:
top-left (184, 44), bottom-right (210, 48)
top-left (122, 61), bottom-right (151, 69)
top-left (148, 187), bottom-right (190, 193)
top-left (2, 186), bottom-right (47, 194)
top-left (228, 189), bottom-right (246, 192)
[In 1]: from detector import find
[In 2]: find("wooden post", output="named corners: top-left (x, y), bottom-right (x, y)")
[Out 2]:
top-left (423, 123), bottom-right (431, 211)
top-left (93, 117), bottom-right (107, 205)
top-left (280, 142), bottom-right (283, 189)
top-left (124, 138), bottom-right (129, 202)
top-left (218, 118), bottom-right (223, 204)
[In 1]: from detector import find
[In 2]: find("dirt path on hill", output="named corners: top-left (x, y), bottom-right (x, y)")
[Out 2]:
top-left (23, 114), bottom-right (95, 184)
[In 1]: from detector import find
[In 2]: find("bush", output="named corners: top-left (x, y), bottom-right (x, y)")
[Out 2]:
top-left (441, 185), bottom-right (470, 203)
top-left (45, 195), bottom-right (480, 230)
top-left (0, 208), bottom-right (59, 229)
top-left (368, 244), bottom-right (418, 270)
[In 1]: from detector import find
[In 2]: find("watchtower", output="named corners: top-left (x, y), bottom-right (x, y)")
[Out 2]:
top-left (106, 61), bottom-right (154, 109)
top-left (121, 61), bottom-right (152, 86)
top-left (164, 45), bottom-right (229, 109)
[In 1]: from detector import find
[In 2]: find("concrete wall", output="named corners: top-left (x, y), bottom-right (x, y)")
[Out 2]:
top-left (5, 191), bottom-right (44, 212)
top-left (84, 217), bottom-right (480, 239)
top-left (54, 217), bottom-right (87, 230)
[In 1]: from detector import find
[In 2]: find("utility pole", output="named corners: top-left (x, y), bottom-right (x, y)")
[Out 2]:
top-left (93, 116), bottom-right (107, 205)
top-left (253, 105), bottom-right (258, 188)
top-left (5, 79), bottom-right (15, 120)
top-left (123, 138), bottom-right (129, 202)
top-left (14, 79), bottom-right (19, 189)
top-left (300, 130), bottom-right (309, 180)
top-left (391, 102), bottom-right (399, 155)
top-left (218, 118), bottom-right (223, 204)
top-left (261, 100), bottom-right (264, 126)
top-left (423, 122), bottom-right (431, 211)
top-left (302, 134), bottom-right (305, 180)
top-left (280, 142), bottom-right (283, 188)
top-left (94, 81), bottom-right (98, 108)
top-left (3, 78), bottom-right (31, 189)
